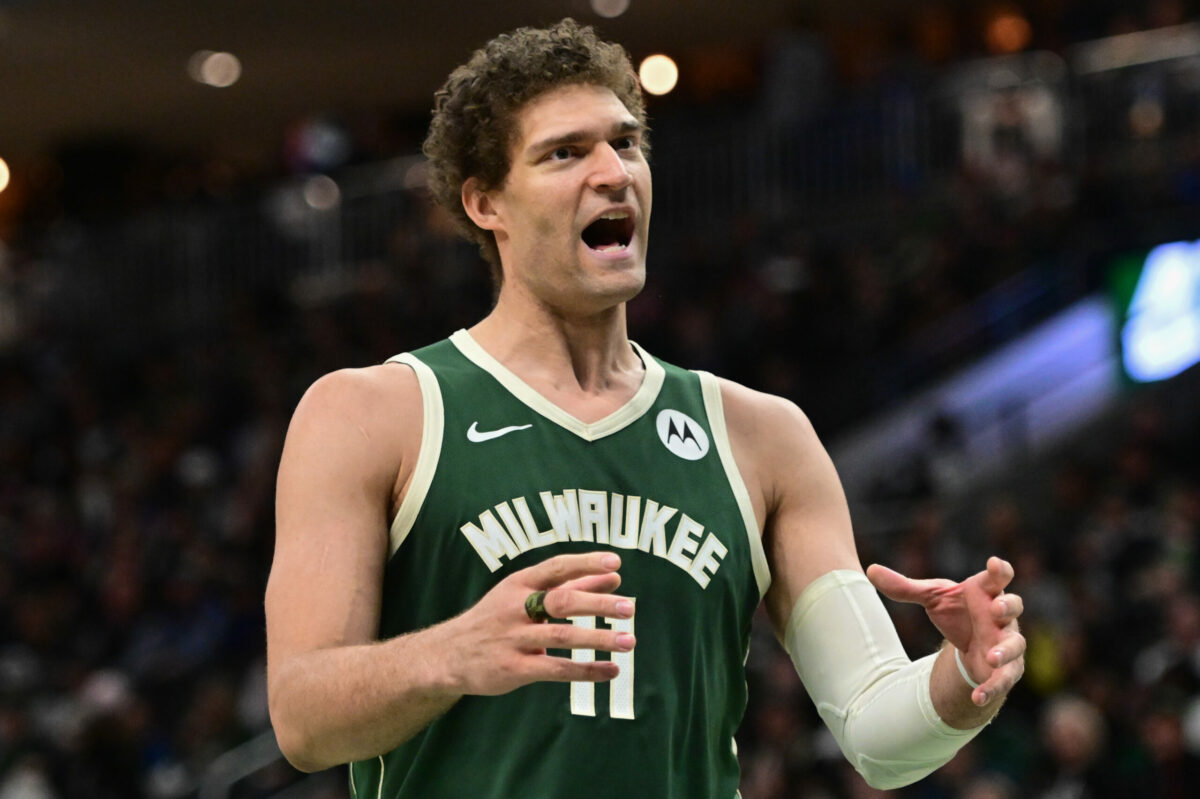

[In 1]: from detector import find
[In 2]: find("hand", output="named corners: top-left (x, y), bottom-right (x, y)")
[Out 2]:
top-left (866, 556), bottom-right (1025, 706)
top-left (438, 552), bottom-right (636, 697)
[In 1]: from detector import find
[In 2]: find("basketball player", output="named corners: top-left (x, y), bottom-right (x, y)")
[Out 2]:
top-left (265, 18), bottom-right (1025, 798)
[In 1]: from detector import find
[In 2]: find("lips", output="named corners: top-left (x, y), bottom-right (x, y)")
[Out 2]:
top-left (581, 210), bottom-right (635, 251)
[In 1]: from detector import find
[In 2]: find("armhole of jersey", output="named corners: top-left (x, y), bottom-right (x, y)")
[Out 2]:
top-left (696, 370), bottom-right (771, 598)
top-left (385, 353), bottom-right (443, 557)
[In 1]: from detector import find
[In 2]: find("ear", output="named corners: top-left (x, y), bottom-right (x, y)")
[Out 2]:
top-left (461, 177), bottom-right (504, 233)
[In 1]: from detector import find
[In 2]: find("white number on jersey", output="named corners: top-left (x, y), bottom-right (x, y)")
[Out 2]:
top-left (569, 606), bottom-right (635, 720)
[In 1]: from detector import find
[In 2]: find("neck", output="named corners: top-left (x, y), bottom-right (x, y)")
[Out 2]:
top-left (469, 291), bottom-right (640, 396)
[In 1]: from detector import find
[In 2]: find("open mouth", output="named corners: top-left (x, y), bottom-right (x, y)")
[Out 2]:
top-left (581, 212), bottom-right (635, 252)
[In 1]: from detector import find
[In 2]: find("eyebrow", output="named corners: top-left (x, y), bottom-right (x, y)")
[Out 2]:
top-left (525, 119), bottom-right (642, 157)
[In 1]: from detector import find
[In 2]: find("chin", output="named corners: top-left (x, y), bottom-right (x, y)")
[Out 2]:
top-left (598, 266), bottom-right (646, 305)
top-left (561, 267), bottom-right (644, 316)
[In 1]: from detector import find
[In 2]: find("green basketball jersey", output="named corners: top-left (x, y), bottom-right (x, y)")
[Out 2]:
top-left (349, 330), bottom-right (770, 799)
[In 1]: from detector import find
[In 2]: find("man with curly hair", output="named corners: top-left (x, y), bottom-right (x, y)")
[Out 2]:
top-left (265, 18), bottom-right (1026, 798)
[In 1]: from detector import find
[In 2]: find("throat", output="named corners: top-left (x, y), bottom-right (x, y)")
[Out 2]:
top-left (543, 365), bottom-right (646, 422)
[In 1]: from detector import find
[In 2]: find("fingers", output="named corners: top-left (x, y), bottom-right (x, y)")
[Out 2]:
top-left (865, 563), bottom-right (954, 604)
top-left (992, 591), bottom-right (1023, 623)
top-left (542, 586), bottom-right (634, 622)
top-left (522, 617), bottom-right (636, 656)
top-left (864, 563), bottom-right (913, 599)
top-left (974, 631), bottom-right (1026, 706)
top-left (515, 552), bottom-right (636, 657)
top-left (558, 571), bottom-right (622, 595)
top-left (531, 655), bottom-right (620, 683)
top-left (962, 613), bottom-right (1025, 706)
top-left (984, 629), bottom-right (1024, 670)
top-left (515, 554), bottom-right (630, 623)
top-left (978, 556), bottom-right (1015, 597)
top-left (449, 552), bottom-right (635, 697)
top-left (523, 552), bottom-right (621, 591)
top-left (868, 556), bottom-right (1015, 609)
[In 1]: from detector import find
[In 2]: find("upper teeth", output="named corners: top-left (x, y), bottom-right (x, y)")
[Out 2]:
top-left (598, 212), bottom-right (629, 221)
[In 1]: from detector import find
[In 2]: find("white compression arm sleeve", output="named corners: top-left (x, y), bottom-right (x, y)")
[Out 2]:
top-left (784, 570), bottom-right (985, 789)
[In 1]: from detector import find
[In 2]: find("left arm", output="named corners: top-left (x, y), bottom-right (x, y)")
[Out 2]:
top-left (718, 379), bottom-right (1025, 787)
top-left (866, 558), bottom-right (1026, 721)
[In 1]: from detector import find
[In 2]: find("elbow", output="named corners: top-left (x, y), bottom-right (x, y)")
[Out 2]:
top-left (268, 681), bottom-right (334, 773)
top-left (270, 707), bottom-right (326, 773)
top-left (821, 710), bottom-right (935, 790)
top-left (274, 731), bottom-right (325, 774)
top-left (851, 758), bottom-right (935, 791)
top-left (826, 705), bottom-right (961, 791)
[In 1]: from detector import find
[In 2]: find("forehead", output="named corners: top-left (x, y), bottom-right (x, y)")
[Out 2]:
top-left (513, 84), bottom-right (637, 150)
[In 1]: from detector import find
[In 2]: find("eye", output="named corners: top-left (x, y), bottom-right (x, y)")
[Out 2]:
top-left (613, 136), bottom-right (635, 151)
top-left (549, 146), bottom-right (574, 161)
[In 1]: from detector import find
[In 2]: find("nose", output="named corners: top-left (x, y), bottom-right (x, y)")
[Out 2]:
top-left (589, 143), bottom-right (633, 192)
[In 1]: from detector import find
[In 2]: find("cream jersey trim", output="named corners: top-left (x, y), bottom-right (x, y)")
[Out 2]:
top-left (448, 329), bottom-right (665, 443)
top-left (384, 353), bottom-right (444, 557)
top-left (696, 371), bottom-right (771, 598)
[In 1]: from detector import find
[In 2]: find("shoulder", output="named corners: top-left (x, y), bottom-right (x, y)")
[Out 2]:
top-left (294, 362), bottom-right (421, 423)
top-left (710, 376), bottom-right (821, 454)
top-left (707, 375), bottom-right (834, 507)
top-left (281, 363), bottom-right (423, 488)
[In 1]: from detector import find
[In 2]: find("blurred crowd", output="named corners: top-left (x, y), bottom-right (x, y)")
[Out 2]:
top-left (2, 169), bottom-right (1199, 799)
top-left (3, 2), bottom-right (1200, 798)
top-left (4, 197), bottom-right (1199, 799)
top-left (738, 372), bottom-right (1200, 799)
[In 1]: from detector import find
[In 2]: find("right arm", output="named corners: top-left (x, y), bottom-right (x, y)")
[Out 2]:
top-left (265, 365), bottom-right (635, 772)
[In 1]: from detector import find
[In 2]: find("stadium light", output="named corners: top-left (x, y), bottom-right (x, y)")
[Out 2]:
top-left (985, 9), bottom-right (1033, 54)
top-left (639, 54), bottom-right (678, 96)
top-left (1120, 240), bottom-right (1200, 382)
top-left (303, 175), bottom-right (341, 211)
top-left (188, 50), bottom-right (242, 88)
top-left (591, 0), bottom-right (631, 19)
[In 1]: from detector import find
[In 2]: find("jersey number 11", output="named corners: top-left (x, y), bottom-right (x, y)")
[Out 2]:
top-left (569, 609), bottom-right (635, 720)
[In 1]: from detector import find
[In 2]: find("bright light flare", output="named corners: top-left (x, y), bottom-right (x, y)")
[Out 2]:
top-left (188, 50), bottom-right (242, 88)
top-left (1122, 240), bottom-right (1200, 382)
top-left (0, 158), bottom-right (9, 194)
top-left (985, 10), bottom-right (1033, 54)
top-left (639, 54), bottom-right (678, 96)
top-left (591, 0), bottom-right (631, 18)
top-left (303, 175), bottom-right (341, 211)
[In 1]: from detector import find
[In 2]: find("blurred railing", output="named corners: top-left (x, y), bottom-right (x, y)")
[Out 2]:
top-left (196, 730), bottom-right (283, 799)
top-left (193, 729), bottom-right (344, 799)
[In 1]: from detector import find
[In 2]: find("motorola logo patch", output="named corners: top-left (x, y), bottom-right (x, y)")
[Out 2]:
top-left (655, 409), bottom-right (709, 461)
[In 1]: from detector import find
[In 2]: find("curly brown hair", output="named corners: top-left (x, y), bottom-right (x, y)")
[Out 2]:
top-left (422, 18), bottom-right (648, 285)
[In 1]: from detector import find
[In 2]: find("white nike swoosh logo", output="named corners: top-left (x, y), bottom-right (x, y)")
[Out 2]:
top-left (466, 421), bottom-right (533, 443)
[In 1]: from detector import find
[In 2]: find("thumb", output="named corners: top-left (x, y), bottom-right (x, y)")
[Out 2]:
top-left (865, 563), bottom-right (937, 604)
